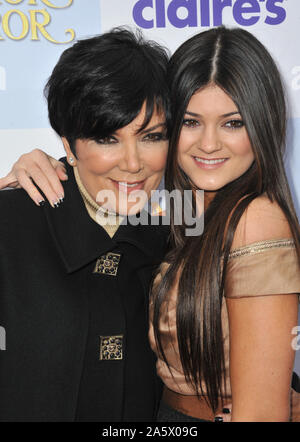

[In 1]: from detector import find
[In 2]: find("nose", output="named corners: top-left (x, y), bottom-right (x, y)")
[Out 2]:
top-left (119, 141), bottom-right (143, 173)
top-left (198, 126), bottom-right (222, 154)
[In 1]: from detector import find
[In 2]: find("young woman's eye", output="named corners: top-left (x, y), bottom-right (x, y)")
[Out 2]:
top-left (96, 136), bottom-right (118, 145)
top-left (143, 132), bottom-right (167, 142)
top-left (182, 119), bottom-right (200, 128)
top-left (224, 119), bottom-right (244, 129)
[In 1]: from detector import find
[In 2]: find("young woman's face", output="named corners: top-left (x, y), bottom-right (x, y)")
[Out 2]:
top-left (177, 85), bottom-right (254, 192)
top-left (68, 103), bottom-right (168, 215)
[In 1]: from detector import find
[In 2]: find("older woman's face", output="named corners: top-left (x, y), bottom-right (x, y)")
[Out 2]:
top-left (177, 85), bottom-right (254, 192)
top-left (67, 103), bottom-right (168, 215)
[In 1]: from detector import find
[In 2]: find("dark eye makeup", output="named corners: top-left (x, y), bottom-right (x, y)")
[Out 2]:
top-left (142, 132), bottom-right (168, 142)
top-left (182, 118), bottom-right (244, 129)
top-left (182, 119), bottom-right (199, 128)
top-left (95, 131), bottom-right (168, 145)
top-left (95, 136), bottom-right (118, 145)
top-left (224, 119), bottom-right (244, 129)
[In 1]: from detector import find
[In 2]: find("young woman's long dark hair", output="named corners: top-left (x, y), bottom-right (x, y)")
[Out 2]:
top-left (152, 26), bottom-right (300, 413)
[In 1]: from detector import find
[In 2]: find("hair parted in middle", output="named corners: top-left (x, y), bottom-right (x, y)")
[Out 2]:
top-left (152, 26), bottom-right (300, 413)
top-left (44, 27), bottom-right (171, 155)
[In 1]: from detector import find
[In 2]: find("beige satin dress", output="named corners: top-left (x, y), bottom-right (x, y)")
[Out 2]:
top-left (149, 239), bottom-right (300, 421)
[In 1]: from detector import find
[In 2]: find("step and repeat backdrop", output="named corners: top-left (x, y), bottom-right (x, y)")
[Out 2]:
top-left (0, 1), bottom-right (299, 369)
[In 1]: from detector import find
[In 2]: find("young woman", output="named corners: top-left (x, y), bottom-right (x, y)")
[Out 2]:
top-left (1, 27), bottom-right (300, 421)
top-left (150, 26), bottom-right (300, 422)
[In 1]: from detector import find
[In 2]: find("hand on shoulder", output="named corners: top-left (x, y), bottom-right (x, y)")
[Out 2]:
top-left (0, 149), bottom-right (67, 207)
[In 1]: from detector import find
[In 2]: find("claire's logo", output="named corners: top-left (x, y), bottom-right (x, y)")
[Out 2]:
top-left (133, 0), bottom-right (286, 29)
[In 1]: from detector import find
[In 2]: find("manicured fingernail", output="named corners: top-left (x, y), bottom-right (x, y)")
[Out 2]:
top-left (222, 408), bottom-right (230, 414)
top-left (38, 200), bottom-right (45, 207)
top-left (53, 200), bottom-right (60, 208)
top-left (59, 196), bottom-right (64, 203)
top-left (214, 417), bottom-right (223, 422)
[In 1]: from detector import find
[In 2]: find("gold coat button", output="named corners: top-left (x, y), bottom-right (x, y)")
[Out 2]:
top-left (93, 252), bottom-right (121, 276)
top-left (100, 335), bottom-right (123, 360)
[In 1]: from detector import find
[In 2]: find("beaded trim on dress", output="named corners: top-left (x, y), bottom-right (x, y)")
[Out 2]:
top-left (228, 238), bottom-right (295, 260)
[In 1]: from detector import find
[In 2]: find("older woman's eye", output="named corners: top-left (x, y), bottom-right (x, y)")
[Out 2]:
top-left (224, 119), bottom-right (244, 129)
top-left (143, 132), bottom-right (167, 142)
top-left (182, 119), bottom-right (199, 128)
top-left (96, 136), bottom-right (118, 145)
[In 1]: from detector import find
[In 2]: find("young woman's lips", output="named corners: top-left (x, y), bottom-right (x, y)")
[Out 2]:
top-left (111, 179), bottom-right (146, 193)
top-left (193, 157), bottom-right (228, 170)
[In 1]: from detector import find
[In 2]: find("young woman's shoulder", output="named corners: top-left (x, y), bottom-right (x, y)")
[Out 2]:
top-left (231, 194), bottom-right (293, 250)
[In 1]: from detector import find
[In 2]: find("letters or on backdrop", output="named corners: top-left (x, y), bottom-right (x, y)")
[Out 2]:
top-left (0, 0), bottom-right (299, 371)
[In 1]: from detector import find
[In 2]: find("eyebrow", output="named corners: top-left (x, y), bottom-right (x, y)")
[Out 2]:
top-left (139, 122), bottom-right (166, 134)
top-left (185, 110), bottom-right (241, 118)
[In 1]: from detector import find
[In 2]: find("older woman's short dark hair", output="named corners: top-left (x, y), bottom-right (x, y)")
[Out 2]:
top-left (44, 27), bottom-right (170, 152)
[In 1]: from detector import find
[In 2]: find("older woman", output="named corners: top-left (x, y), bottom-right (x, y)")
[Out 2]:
top-left (0, 28), bottom-right (171, 421)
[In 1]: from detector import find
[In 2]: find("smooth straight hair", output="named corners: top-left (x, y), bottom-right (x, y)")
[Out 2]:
top-left (152, 26), bottom-right (300, 412)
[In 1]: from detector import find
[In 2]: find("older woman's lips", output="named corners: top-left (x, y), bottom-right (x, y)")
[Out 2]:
top-left (111, 179), bottom-right (146, 193)
top-left (193, 157), bottom-right (228, 170)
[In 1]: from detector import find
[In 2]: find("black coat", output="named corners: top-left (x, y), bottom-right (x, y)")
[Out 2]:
top-left (0, 160), bottom-right (169, 421)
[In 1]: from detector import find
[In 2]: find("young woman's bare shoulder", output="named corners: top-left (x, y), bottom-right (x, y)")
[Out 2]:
top-left (231, 195), bottom-right (292, 250)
